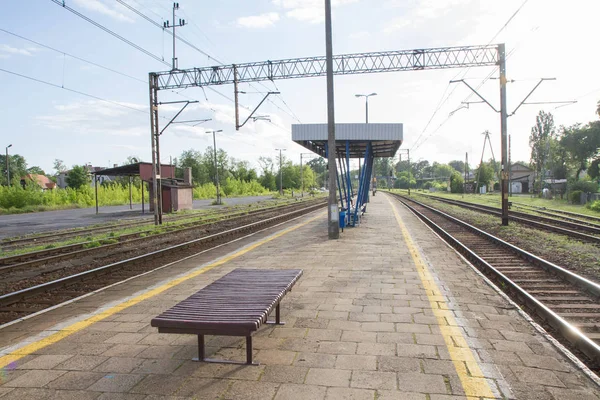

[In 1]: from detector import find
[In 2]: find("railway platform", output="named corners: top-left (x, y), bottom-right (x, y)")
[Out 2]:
top-left (0, 193), bottom-right (599, 399)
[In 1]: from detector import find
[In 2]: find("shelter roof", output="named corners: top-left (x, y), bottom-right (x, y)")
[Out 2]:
top-left (92, 162), bottom-right (175, 181)
top-left (292, 123), bottom-right (403, 158)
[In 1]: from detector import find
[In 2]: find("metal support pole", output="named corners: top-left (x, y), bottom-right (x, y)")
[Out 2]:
top-left (407, 149), bottom-right (411, 196)
top-left (213, 130), bottom-right (221, 205)
top-left (325, 0), bottom-right (339, 239)
top-left (464, 152), bottom-right (468, 196)
top-left (300, 154), bottom-right (303, 198)
top-left (365, 96), bottom-right (369, 123)
top-left (346, 141), bottom-right (351, 213)
top-left (509, 135), bottom-right (512, 197)
top-left (499, 43), bottom-right (509, 226)
top-left (234, 65), bottom-right (240, 130)
top-left (141, 180), bottom-right (145, 214)
top-left (129, 175), bottom-right (132, 210)
top-left (149, 73), bottom-right (160, 225)
top-left (94, 176), bottom-right (99, 214)
top-left (5, 146), bottom-right (10, 187)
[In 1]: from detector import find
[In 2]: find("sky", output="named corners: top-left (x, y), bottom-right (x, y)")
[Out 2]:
top-left (1, 0), bottom-right (599, 175)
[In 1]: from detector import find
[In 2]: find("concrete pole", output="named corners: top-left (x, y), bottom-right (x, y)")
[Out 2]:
top-left (279, 149), bottom-right (283, 196)
top-left (325, 0), bottom-right (339, 239)
top-left (499, 43), bottom-right (509, 226)
top-left (213, 130), bottom-right (221, 205)
top-left (300, 154), bottom-right (304, 198)
top-left (5, 146), bottom-right (10, 187)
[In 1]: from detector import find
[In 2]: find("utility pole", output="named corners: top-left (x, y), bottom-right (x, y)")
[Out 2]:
top-left (508, 135), bottom-right (512, 197)
top-left (325, 0), bottom-right (339, 239)
top-left (300, 153), bottom-right (316, 197)
top-left (276, 148), bottom-right (286, 196)
top-left (207, 130), bottom-right (223, 205)
top-left (163, 2), bottom-right (185, 70)
top-left (398, 149), bottom-right (411, 195)
top-left (464, 152), bottom-right (468, 197)
top-left (499, 43), bottom-right (509, 225)
top-left (5, 144), bottom-right (12, 187)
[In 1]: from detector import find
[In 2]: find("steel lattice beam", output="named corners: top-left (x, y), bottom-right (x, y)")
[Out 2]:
top-left (153, 44), bottom-right (500, 90)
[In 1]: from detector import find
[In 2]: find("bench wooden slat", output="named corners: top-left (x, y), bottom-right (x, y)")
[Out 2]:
top-left (150, 268), bottom-right (302, 365)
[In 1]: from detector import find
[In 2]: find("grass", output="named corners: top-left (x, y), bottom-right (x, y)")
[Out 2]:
top-left (0, 196), bottom-right (311, 258)
top-left (389, 189), bottom-right (600, 218)
top-left (410, 192), bottom-right (600, 282)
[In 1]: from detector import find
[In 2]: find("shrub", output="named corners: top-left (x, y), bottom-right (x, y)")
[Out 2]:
top-left (568, 181), bottom-right (598, 193)
top-left (570, 190), bottom-right (583, 204)
top-left (588, 200), bottom-right (600, 212)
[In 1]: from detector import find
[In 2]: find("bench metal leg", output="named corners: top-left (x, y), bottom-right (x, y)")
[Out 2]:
top-left (246, 336), bottom-right (253, 365)
top-left (192, 334), bottom-right (259, 366)
top-left (197, 335), bottom-right (205, 361)
top-left (266, 303), bottom-right (285, 325)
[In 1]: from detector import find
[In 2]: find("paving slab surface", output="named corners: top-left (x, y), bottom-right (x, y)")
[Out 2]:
top-left (0, 193), bottom-right (598, 399)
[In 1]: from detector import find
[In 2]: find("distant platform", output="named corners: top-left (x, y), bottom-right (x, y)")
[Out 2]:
top-left (292, 123), bottom-right (403, 158)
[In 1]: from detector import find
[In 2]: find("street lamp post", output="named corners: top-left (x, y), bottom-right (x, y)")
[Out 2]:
top-left (206, 130), bottom-right (223, 205)
top-left (5, 144), bottom-right (12, 187)
top-left (275, 148), bottom-right (286, 196)
top-left (355, 93), bottom-right (377, 123)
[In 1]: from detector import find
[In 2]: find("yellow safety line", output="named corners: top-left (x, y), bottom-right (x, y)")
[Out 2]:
top-left (387, 197), bottom-right (496, 398)
top-left (0, 212), bottom-right (324, 370)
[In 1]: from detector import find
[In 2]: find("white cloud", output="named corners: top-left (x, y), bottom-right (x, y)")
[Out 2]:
top-left (237, 12), bottom-right (280, 29)
top-left (37, 100), bottom-right (147, 136)
top-left (0, 44), bottom-right (40, 58)
top-left (73, 0), bottom-right (135, 23)
top-left (273, 0), bottom-right (359, 24)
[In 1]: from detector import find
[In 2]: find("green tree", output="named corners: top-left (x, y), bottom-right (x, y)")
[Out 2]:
top-left (529, 110), bottom-right (556, 184)
top-left (66, 165), bottom-right (90, 189)
top-left (596, 100), bottom-right (600, 119)
top-left (0, 153), bottom-right (27, 186)
top-left (475, 161), bottom-right (495, 192)
top-left (53, 159), bottom-right (67, 175)
top-left (258, 157), bottom-right (277, 191)
top-left (449, 171), bottom-right (464, 193)
top-left (560, 122), bottom-right (600, 180)
top-left (448, 160), bottom-right (465, 174)
top-left (27, 166), bottom-right (46, 175)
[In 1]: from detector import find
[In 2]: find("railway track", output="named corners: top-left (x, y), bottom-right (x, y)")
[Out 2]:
top-left (509, 201), bottom-right (600, 226)
top-left (0, 199), bottom-right (316, 268)
top-left (388, 193), bottom-right (600, 367)
top-left (0, 199), bottom-right (298, 250)
top-left (0, 199), bottom-right (326, 295)
top-left (413, 193), bottom-right (600, 244)
top-left (0, 201), bottom-right (326, 326)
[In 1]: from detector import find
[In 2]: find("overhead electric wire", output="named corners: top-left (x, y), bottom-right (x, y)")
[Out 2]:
top-left (0, 28), bottom-right (147, 84)
top-left (0, 67), bottom-right (148, 115)
top-left (412, 0), bottom-right (531, 152)
top-left (49, 0), bottom-right (169, 67)
top-left (114, 0), bottom-right (302, 124)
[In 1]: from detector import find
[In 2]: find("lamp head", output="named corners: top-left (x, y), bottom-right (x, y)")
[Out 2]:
top-left (7, 144), bottom-right (12, 149)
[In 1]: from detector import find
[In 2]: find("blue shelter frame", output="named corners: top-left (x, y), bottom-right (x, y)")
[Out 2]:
top-left (292, 123), bottom-right (403, 231)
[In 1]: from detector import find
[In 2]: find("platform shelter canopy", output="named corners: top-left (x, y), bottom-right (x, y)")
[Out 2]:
top-left (292, 123), bottom-right (403, 158)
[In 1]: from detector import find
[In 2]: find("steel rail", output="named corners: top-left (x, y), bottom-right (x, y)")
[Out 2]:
top-left (0, 202), bottom-right (325, 309)
top-left (510, 201), bottom-right (600, 224)
top-left (0, 199), bottom-right (326, 273)
top-left (390, 193), bottom-right (600, 364)
top-left (420, 195), bottom-right (600, 243)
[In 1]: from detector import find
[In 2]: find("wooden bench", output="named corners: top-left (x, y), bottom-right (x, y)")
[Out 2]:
top-left (150, 268), bottom-right (302, 365)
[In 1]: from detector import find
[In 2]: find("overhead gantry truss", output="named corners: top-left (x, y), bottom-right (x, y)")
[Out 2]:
top-left (152, 45), bottom-right (499, 90)
top-left (149, 43), bottom-right (509, 227)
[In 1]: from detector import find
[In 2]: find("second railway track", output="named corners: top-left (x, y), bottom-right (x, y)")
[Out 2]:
top-left (388, 192), bottom-right (600, 369)
top-left (0, 200), bottom-right (326, 326)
